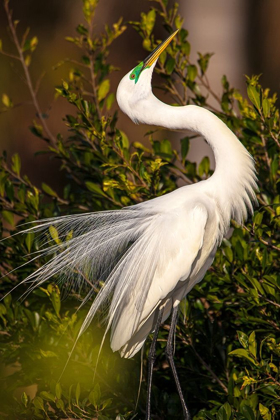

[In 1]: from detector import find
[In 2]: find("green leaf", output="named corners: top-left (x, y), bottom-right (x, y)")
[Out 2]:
top-left (187, 65), bottom-right (197, 82)
top-left (142, 38), bottom-right (151, 51)
top-left (241, 405), bottom-right (256, 420)
top-left (0, 303), bottom-right (7, 316)
top-left (33, 396), bottom-right (45, 411)
top-left (165, 57), bottom-right (176, 75)
top-left (101, 398), bottom-right (112, 410)
top-left (66, 230), bottom-right (73, 241)
top-left (247, 85), bottom-right (261, 110)
top-left (224, 246), bottom-right (233, 263)
top-left (25, 232), bottom-right (35, 253)
top-left (49, 226), bottom-right (61, 244)
top-left (82, 0), bottom-right (97, 24)
top-left (262, 384), bottom-right (278, 397)
top-left (30, 121), bottom-right (43, 138)
top-left (159, 50), bottom-right (167, 66)
top-left (63, 80), bottom-right (69, 90)
top-left (120, 130), bottom-right (129, 149)
top-left (229, 348), bottom-right (257, 365)
top-left (40, 391), bottom-right (56, 402)
top-left (25, 55), bottom-right (31, 67)
top-left (50, 287), bottom-right (61, 317)
top-left (55, 383), bottom-right (62, 399)
top-left (271, 155), bottom-right (279, 177)
top-left (76, 383), bottom-right (81, 406)
top-left (217, 402), bottom-right (232, 420)
top-left (259, 403), bottom-right (271, 420)
top-left (56, 399), bottom-right (65, 410)
top-left (248, 331), bottom-right (257, 358)
top-left (222, 75), bottom-right (229, 90)
top-left (175, 15), bottom-right (183, 30)
top-left (262, 98), bottom-right (270, 118)
top-left (253, 211), bottom-right (263, 226)
top-left (241, 375), bottom-right (257, 390)
top-left (11, 153), bottom-right (21, 175)
top-left (89, 383), bottom-right (101, 408)
top-left (145, 9), bottom-right (156, 35)
top-left (76, 23), bottom-right (88, 35)
top-left (2, 93), bottom-right (13, 108)
top-left (198, 52), bottom-right (213, 75)
top-left (181, 137), bottom-right (189, 161)
top-left (2, 211), bottom-right (14, 226)
top-left (181, 40), bottom-right (190, 56)
top-left (86, 181), bottom-right (107, 197)
top-left (160, 138), bottom-right (172, 155)
top-left (247, 276), bottom-right (264, 294)
top-left (40, 349), bottom-right (58, 358)
top-left (106, 93), bottom-right (115, 110)
top-left (21, 392), bottom-right (28, 408)
top-left (237, 331), bottom-right (249, 349)
top-left (4, 294), bottom-right (11, 307)
top-left (98, 79), bottom-right (110, 101)
top-left (198, 156), bottom-right (210, 176)
top-left (82, 55), bottom-right (90, 65)
top-left (42, 182), bottom-right (58, 197)
top-left (30, 36), bottom-right (38, 51)
top-left (22, 36), bottom-right (38, 53)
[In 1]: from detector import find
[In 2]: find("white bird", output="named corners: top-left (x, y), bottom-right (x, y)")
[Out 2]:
top-left (7, 30), bottom-right (257, 419)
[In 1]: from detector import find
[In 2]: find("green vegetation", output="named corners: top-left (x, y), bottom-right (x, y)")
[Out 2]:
top-left (0, 0), bottom-right (279, 418)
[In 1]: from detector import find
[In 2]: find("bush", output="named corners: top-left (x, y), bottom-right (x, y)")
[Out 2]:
top-left (0, 0), bottom-right (279, 419)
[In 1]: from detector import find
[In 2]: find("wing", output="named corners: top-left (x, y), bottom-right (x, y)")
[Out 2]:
top-left (109, 202), bottom-right (210, 357)
top-left (4, 190), bottom-right (214, 359)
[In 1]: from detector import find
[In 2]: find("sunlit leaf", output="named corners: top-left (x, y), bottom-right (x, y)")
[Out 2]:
top-left (98, 79), bottom-right (110, 101)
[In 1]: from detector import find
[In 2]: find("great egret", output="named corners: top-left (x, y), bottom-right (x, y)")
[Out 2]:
top-left (6, 30), bottom-right (257, 419)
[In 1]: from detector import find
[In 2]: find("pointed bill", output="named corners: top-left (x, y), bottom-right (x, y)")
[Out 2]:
top-left (142, 29), bottom-right (179, 71)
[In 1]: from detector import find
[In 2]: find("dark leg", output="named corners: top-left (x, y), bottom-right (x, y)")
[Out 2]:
top-left (146, 305), bottom-right (164, 420)
top-left (165, 305), bottom-right (191, 420)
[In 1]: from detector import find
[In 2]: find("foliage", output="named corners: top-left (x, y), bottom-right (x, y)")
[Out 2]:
top-left (0, 0), bottom-right (279, 419)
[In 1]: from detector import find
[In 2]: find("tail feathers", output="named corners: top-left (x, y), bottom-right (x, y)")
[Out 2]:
top-left (4, 207), bottom-right (162, 344)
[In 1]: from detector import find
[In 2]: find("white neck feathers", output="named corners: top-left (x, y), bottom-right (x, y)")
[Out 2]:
top-left (133, 96), bottom-right (258, 227)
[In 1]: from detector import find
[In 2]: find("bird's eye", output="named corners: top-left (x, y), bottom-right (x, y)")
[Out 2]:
top-left (130, 74), bottom-right (135, 80)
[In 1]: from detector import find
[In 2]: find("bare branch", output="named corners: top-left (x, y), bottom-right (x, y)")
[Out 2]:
top-left (174, 330), bottom-right (228, 394)
top-left (4, 0), bottom-right (56, 147)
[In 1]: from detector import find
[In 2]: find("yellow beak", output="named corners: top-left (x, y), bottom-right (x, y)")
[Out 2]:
top-left (142, 29), bottom-right (179, 70)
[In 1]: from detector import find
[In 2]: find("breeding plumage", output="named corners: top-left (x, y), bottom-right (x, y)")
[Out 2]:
top-left (5, 30), bottom-right (257, 419)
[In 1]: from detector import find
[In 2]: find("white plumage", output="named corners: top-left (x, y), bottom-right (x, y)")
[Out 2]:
top-left (7, 31), bottom-right (257, 362)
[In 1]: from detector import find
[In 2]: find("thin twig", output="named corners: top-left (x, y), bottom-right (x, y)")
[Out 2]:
top-left (257, 196), bottom-right (275, 216)
top-left (202, 72), bottom-right (221, 105)
top-left (177, 332), bottom-right (228, 394)
top-left (2, 161), bottom-right (69, 206)
top-left (243, 225), bottom-right (280, 253)
top-left (0, 49), bottom-right (20, 60)
top-left (266, 372), bottom-right (280, 387)
top-left (4, 0), bottom-right (56, 147)
top-left (169, 167), bottom-right (193, 185)
top-left (258, 294), bottom-right (280, 309)
top-left (35, 71), bottom-right (46, 95)
top-left (258, 237), bottom-right (280, 252)
top-left (88, 15), bottom-right (101, 120)
top-left (112, 144), bottom-right (149, 189)
top-left (260, 132), bottom-right (271, 169)
top-left (75, 267), bottom-right (99, 293)
top-left (74, 359), bottom-right (136, 409)
top-left (158, 0), bottom-right (168, 16)
top-left (260, 114), bottom-right (280, 149)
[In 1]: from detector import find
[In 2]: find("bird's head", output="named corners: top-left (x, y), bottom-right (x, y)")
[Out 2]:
top-left (117, 30), bottom-right (178, 123)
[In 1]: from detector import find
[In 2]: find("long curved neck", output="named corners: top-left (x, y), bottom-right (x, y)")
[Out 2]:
top-left (134, 95), bottom-right (257, 226)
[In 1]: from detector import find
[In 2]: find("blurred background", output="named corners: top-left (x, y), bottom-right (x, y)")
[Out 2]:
top-left (0, 0), bottom-right (279, 189)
